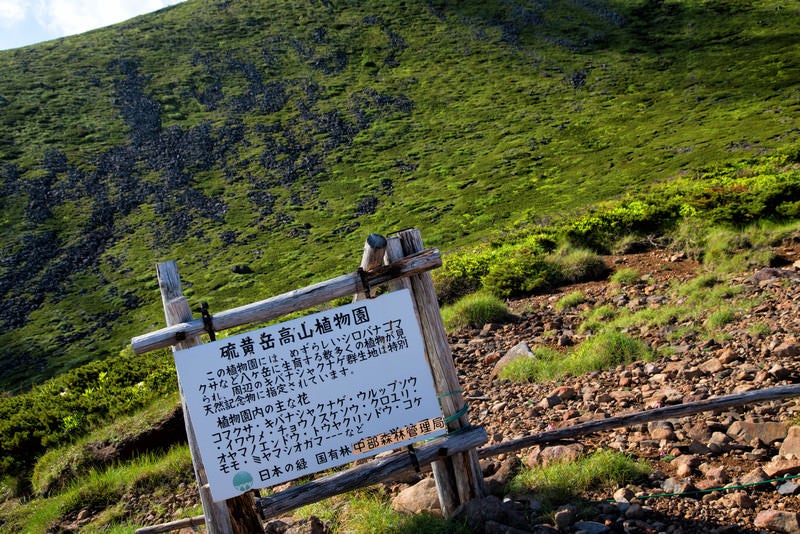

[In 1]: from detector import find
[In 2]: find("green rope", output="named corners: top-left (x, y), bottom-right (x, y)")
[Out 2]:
top-left (438, 389), bottom-right (463, 399)
top-left (605, 473), bottom-right (800, 502)
top-left (444, 404), bottom-right (468, 424)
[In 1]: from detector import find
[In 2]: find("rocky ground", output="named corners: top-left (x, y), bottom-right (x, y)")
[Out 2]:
top-left (411, 236), bottom-right (800, 534)
top-left (93, 235), bottom-right (800, 534)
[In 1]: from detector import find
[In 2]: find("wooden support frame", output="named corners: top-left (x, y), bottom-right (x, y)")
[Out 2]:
top-left (133, 230), bottom-right (483, 532)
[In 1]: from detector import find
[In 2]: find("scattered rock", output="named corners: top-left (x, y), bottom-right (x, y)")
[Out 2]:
top-left (754, 510), bottom-right (800, 534)
top-left (780, 426), bottom-right (800, 459)
top-left (391, 477), bottom-right (441, 515)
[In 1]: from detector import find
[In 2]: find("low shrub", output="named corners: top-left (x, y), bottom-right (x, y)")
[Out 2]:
top-left (482, 252), bottom-right (562, 299)
top-left (498, 331), bottom-right (651, 383)
top-left (550, 245), bottom-right (609, 284)
top-left (440, 292), bottom-right (513, 332)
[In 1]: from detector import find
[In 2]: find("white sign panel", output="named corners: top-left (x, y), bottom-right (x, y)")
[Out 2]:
top-left (174, 289), bottom-right (446, 502)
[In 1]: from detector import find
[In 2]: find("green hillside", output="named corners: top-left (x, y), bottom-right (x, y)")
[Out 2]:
top-left (1, 0), bottom-right (799, 390)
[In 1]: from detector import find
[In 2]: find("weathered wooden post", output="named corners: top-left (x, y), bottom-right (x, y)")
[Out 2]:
top-left (354, 233), bottom-right (388, 301)
top-left (385, 229), bottom-right (485, 517)
top-left (155, 261), bottom-right (264, 534)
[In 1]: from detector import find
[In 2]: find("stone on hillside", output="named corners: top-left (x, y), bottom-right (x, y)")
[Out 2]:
top-left (264, 516), bottom-right (329, 534)
top-left (526, 444), bottom-right (584, 467)
top-left (740, 467), bottom-right (769, 485)
top-left (685, 422), bottom-right (713, 442)
top-left (554, 504), bottom-right (576, 529)
top-left (491, 341), bottom-right (533, 378)
top-left (727, 421), bottom-right (787, 446)
top-left (780, 426), bottom-right (800, 459)
top-left (609, 390), bottom-right (638, 403)
top-left (480, 323), bottom-right (502, 336)
top-left (613, 487), bottom-right (635, 503)
top-left (391, 477), bottom-right (441, 515)
top-left (699, 464), bottom-right (729, 485)
top-left (763, 457), bottom-right (800, 478)
top-left (708, 432), bottom-right (733, 453)
top-left (778, 481), bottom-right (800, 496)
top-left (773, 338), bottom-right (799, 358)
top-left (717, 347), bottom-right (741, 364)
top-left (538, 395), bottom-right (563, 409)
top-left (550, 385), bottom-right (577, 401)
top-left (484, 456), bottom-right (522, 497)
top-left (647, 421), bottom-right (676, 441)
top-left (573, 521), bottom-right (610, 534)
top-left (720, 491), bottom-right (755, 510)
top-left (661, 477), bottom-right (696, 495)
top-left (698, 357), bottom-right (724, 374)
top-left (670, 455), bottom-right (700, 476)
top-left (755, 510), bottom-right (800, 534)
top-left (452, 495), bottom-right (530, 534)
top-left (768, 363), bottom-right (791, 379)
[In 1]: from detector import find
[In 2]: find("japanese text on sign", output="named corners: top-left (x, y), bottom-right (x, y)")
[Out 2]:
top-left (174, 289), bottom-right (445, 502)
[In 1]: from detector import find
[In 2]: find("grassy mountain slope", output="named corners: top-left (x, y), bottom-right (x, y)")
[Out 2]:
top-left (0, 0), bottom-right (798, 390)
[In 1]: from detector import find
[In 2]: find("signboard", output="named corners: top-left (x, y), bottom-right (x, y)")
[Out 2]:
top-left (173, 289), bottom-right (446, 502)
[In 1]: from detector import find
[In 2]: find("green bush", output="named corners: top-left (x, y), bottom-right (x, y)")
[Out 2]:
top-left (571, 330), bottom-right (653, 371)
top-left (440, 292), bottom-right (513, 332)
top-left (550, 245), bottom-right (610, 284)
top-left (0, 348), bottom-right (178, 487)
top-left (482, 252), bottom-right (562, 299)
top-left (705, 307), bottom-right (736, 330)
top-left (565, 200), bottom-right (678, 252)
top-left (498, 332), bottom-right (651, 384)
top-left (578, 303), bottom-right (619, 334)
top-left (434, 246), bottom-right (499, 304)
top-left (496, 346), bottom-right (564, 383)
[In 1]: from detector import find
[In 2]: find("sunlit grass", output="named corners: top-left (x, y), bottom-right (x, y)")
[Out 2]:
top-left (1, 445), bottom-right (194, 534)
top-left (555, 291), bottom-right (586, 312)
top-left (498, 331), bottom-right (652, 383)
top-left (296, 488), bottom-right (470, 534)
top-left (509, 449), bottom-right (650, 507)
top-left (440, 291), bottom-right (513, 332)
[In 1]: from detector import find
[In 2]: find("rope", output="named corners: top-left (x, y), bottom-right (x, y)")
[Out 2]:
top-left (444, 404), bottom-right (468, 424)
top-left (604, 473), bottom-right (800, 502)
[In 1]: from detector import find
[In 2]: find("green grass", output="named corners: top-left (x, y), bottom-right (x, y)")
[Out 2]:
top-left (297, 488), bottom-right (470, 534)
top-left (31, 393), bottom-right (182, 496)
top-left (610, 268), bottom-right (641, 286)
top-left (440, 291), bottom-right (513, 332)
top-left (555, 291), bottom-right (587, 312)
top-left (498, 331), bottom-right (652, 383)
top-left (0, 445), bottom-right (196, 534)
top-left (509, 449), bottom-right (650, 507)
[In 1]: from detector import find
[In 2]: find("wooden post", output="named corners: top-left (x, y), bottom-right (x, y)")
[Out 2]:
top-left (354, 233), bottom-right (387, 301)
top-left (156, 261), bottom-right (264, 534)
top-left (385, 230), bottom-right (485, 517)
